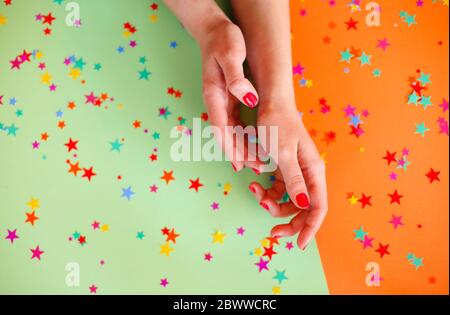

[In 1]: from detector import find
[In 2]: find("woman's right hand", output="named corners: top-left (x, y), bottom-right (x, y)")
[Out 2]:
top-left (199, 20), bottom-right (262, 171)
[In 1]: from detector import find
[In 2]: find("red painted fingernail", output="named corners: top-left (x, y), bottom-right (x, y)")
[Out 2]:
top-left (231, 163), bottom-right (237, 172)
top-left (260, 202), bottom-right (269, 211)
top-left (249, 185), bottom-right (256, 193)
top-left (252, 168), bottom-right (261, 175)
top-left (296, 193), bottom-right (310, 208)
top-left (243, 92), bottom-right (258, 108)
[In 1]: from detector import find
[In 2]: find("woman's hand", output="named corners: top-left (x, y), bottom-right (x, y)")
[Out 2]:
top-left (163, 0), bottom-right (328, 249)
top-left (199, 20), bottom-right (261, 171)
top-left (249, 99), bottom-right (328, 250)
top-left (162, 0), bottom-right (261, 170)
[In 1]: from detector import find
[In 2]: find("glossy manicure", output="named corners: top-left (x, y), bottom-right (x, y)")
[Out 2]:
top-left (260, 201), bottom-right (269, 211)
top-left (296, 193), bottom-right (310, 208)
top-left (243, 92), bottom-right (258, 108)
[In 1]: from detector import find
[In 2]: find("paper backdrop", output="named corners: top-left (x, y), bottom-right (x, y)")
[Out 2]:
top-left (0, 0), bottom-right (329, 295)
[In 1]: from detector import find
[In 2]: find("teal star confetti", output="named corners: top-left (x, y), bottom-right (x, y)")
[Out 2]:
top-left (419, 96), bottom-right (433, 109)
top-left (110, 139), bottom-right (123, 152)
top-left (353, 226), bottom-right (368, 241)
top-left (138, 68), bottom-right (151, 80)
top-left (373, 69), bottom-right (382, 77)
top-left (74, 57), bottom-right (86, 70)
top-left (358, 52), bottom-right (372, 66)
top-left (6, 124), bottom-right (19, 136)
top-left (415, 122), bottom-right (430, 137)
top-left (400, 11), bottom-right (417, 27)
top-left (272, 270), bottom-right (288, 285)
top-left (407, 253), bottom-right (424, 270)
top-left (405, 15), bottom-right (417, 27)
top-left (136, 231), bottom-right (145, 240)
top-left (15, 109), bottom-right (23, 117)
top-left (152, 132), bottom-right (160, 140)
top-left (280, 192), bottom-right (290, 203)
top-left (408, 93), bottom-right (420, 105)
top-left (411, 257), bottom-right (424, 269)
top-left (418, 72), bottom-right (432, 85)
top-left (340, 49), bottom-right (354, 63)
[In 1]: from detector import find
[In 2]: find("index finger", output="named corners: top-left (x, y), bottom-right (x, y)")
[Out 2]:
top-left (296, 159), bottom-right (328, 250)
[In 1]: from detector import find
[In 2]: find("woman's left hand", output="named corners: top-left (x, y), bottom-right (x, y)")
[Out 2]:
top-left (249, 99), bottom-right (328, 250)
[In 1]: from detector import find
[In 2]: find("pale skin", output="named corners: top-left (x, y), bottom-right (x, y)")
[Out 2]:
top-left (163, 0), bottom-right (328, 250)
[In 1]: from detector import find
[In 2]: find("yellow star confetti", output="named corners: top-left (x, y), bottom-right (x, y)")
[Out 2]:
top-left (160, 242), bottom-right (174, 256)
top-left (149, 14), bottom-right (158, 23)
top-left (223, 183), bottom-right (232, 194)
top-left (26, 197), bottom-right (40, 210)
top-left (305, 79), bottom-right (314, 88)
top-left (212, 230), bottom-right (226, 244)
top-left (272, 286), bottom-right (281, 295)
top-left (349, 195), bottom-right (358, 206)
top-left (260, 238), bottom-right (271, 248)
top-left (0, 14), bottom-right (7, 26)
top-left (68, 68), bottom-right (81, 80)
top-left (41, 72), bottom-right (52, 85)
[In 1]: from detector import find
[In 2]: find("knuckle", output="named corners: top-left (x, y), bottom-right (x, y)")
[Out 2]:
top-left (271, 212), bottom-right (282, 218)
top-left (312, 159), bottom-right (326, 175)
top-left (278, 147), bottom-right (292, 162)
top-left (289, 174), bottom-right (306, 187)
top-left (202, 87), bottom-right (213, 104)
top-left (220, 47), bottom-right (245, 66)
top-left (201, 81), bottom-right (221, 102)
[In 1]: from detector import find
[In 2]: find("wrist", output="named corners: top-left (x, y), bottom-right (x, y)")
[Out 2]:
top-left (258, 97), bottom-right (300, 121)
top-left (257, 85), bottom-right (297, 111)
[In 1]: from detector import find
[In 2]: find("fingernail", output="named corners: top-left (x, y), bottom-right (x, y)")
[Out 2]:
top-left (296, 193), bottom-right (310, 208)
top-left (302, 245), bottom-right (308, 251)
top-left (243, 92), bottom-right (258, 108)
top-left (260, 201), bottom-right (269, 211)
top-left (252, 168), bottom-right (261, 175)
top-left (249, 185), bottom-right (256, 193)
top-left (231, 163), bottom-right (237, 172)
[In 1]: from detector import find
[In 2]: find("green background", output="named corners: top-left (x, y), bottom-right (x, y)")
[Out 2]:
top-left (0, 0), bottom-right (329, 294)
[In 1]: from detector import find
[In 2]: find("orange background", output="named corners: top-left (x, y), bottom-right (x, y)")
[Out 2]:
top-left (290, 0), bottom-right (448, 294)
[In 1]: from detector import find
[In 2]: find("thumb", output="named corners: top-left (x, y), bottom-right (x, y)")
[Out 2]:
top-left (278, 149), bottom-right (311, 209)
top-left (216, 54), bottom-right (259, 108)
